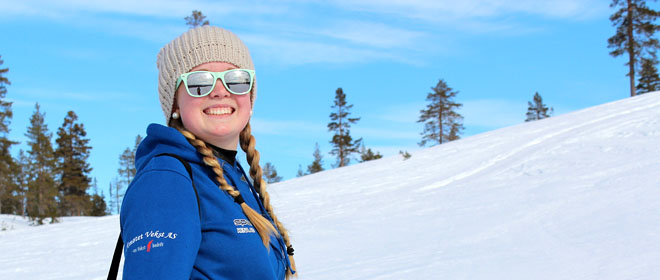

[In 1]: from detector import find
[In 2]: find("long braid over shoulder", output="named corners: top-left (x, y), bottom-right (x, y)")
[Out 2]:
top-left (240, 122), bottom-right (297, 278)
top-left (176, 127), bottom-right (278, 249)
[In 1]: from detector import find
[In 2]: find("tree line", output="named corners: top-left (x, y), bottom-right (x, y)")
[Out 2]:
top-left (0, 69), bottom-right (106, 223)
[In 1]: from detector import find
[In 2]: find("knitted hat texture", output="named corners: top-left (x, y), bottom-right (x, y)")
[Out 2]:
top-left (157, 26), bottom-right (256, 124)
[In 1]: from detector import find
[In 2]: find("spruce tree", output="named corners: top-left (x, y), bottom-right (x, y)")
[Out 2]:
top-left (418, 79), bottom-right (464, 147)
top-left (636, 57), bottom-right (660, 93)
top-left (0, 55), bottom-right (21, 214)
top-left (306, 143), bottom-right (324, 174)
top-left (328, 88), bottom-right (362, 167)
top-left (13, 150), bottom-right (30, 216)
top-left (262, 162), bottom-right (282, 183)
top-left (55, 111), bottom-right (92, 216)
top-left (89, 193), bottom-right (108, 216)
top-left (608, 0), bottom-right (660, 97)
top-left (359, 143), bottom-right (383, 162)
top-left (185, 10), bottom-right (210, 28)
top-left (525, 92), bottom-right (553, 122)
top-left (24, 103), bottom-right (58, 224)
top-left (87, 177), bottom-right (106, 216)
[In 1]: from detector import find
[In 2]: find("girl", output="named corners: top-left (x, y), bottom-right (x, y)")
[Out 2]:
top-left (119, 26), bottom-right (296, 279)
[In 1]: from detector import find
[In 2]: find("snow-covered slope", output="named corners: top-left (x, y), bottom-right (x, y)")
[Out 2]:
top-left (2, 92), bottom-right (659, 279)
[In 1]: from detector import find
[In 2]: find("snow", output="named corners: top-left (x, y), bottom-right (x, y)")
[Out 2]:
top-left (1, 92), bottom-right (659, 279)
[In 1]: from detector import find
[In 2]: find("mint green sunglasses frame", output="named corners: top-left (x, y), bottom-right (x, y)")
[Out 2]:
top-left (175, 69), bottom-right (255, 97)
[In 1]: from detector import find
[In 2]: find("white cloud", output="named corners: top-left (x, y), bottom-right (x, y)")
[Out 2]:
top-left (316, 20), bottom-right (428, 49)
top-left (242, 34), bottom-right (421, 65)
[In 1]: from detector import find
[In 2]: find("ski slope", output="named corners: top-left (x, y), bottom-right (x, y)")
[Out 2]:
top-left (1, 92), bottom-right (659, 279)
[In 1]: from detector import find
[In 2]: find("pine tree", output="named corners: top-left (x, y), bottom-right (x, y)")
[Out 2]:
top-left (306, 143), bottom-right (325, 174)
top-left (328, 88), bottom-right (362, 167)
top-left (108, 178), bottom-right (122, 214)
top-left (296, 165), bottom-right (305, 177)
top-left (185, 10), bottom-right (210, 28)
top-left (55, 111), bottom-right (92, 216)
top-left (359, 143), bottom-right (383, 162)
top-left (418, 79), bottom-right (464, 147)
top-left (262, 162), bottom-right (282, 183)
top-left (108, 181), bottom-right (116, 214)
top-left (113, 135), bottom-right (141, 214)
top-left (608, 0), bottom-right (660, 97)
top-left (636, 57), bottom-right (660, 93)
top-left (0, 55), bottom-right (21, 214)
top-left (0, 56), bottom-right (10, 135)
top-left (0, 56), bottom-right (12, 140)
top-left (24, 103), bottom-right (58, 224)
top-left (525, 92), bottom-right (553, 122)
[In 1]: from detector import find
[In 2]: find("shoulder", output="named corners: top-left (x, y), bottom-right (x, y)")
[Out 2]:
top-left (121, 155), bottom-right (201, 225)
top-left (124, 155), bottom-right (196, 201)
top-left (137, 155), bottom-right (192, 182)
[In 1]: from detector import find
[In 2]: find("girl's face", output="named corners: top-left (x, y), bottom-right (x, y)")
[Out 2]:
top-left (174, 61), bottom-right (253, 150)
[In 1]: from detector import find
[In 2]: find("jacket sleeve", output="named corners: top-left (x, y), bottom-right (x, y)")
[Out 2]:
top-left (120, 165), bottom-right (201, 279)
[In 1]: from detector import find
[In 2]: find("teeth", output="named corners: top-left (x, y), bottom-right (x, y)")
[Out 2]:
top-left (205, 107), bottom-right (233, 115)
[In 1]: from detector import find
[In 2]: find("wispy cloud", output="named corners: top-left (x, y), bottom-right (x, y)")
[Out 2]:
top-left (1, 0), bottom-right (268, 19)
top-left (250, 118), bottom-right (327, 136)
top-left (242, 34), bottom-right (421, 65)
top-left (1, 0), bottom-right (607, 67)
top-left (15, 87), bottom-right (132, 102)
top-left (315, 20), bottom-right (428, 49)
top-left (327, 0), bottom-right (607, 22)
top-left (321, 0), bottom-right (607, 35)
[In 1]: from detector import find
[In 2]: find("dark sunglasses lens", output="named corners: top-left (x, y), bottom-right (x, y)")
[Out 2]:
top-left (224, 70), bottom-right (252, 94)
top-left (186, 72), bottom-right (214, 96)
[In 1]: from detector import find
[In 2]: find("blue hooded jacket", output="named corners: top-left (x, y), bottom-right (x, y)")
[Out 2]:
top-left (120, 124), bottom-right (292, 279)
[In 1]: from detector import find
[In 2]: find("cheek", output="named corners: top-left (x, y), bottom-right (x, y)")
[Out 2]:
top-left (237, 95), bottom-right (252, 114)
top-left (175, 90), bottom-right (201, 126)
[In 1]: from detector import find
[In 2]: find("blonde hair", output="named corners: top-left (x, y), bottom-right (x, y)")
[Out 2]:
top-left (170, 119), bottom-right (297, 278)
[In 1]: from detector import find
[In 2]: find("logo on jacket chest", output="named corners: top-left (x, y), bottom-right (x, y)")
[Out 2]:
top-left (233, 219), bottom-right (256, 234)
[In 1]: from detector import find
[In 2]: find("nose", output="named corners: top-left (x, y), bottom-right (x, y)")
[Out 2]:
top-left (209, 79), bottom-right (231, 98)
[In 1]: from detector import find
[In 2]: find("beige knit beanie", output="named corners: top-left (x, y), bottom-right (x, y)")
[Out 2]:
top-left (157, 26), bottom-right (256, 124)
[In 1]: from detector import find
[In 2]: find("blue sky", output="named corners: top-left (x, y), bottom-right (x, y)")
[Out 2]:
top-left (0, 0), bottom-right (644, 199)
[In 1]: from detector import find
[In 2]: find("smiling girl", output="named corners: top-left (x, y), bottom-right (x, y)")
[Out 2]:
top-left (118, 26), bottom-right (296, 279)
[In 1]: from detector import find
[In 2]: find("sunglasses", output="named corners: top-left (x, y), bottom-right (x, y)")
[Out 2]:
top-left (176, 69), bottom-right (255, 97)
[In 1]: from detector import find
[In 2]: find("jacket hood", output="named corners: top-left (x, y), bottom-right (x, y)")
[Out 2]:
top-left (135, 123), bottom-right (205, 172)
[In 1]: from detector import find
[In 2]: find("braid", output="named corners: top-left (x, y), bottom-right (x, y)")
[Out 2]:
top-left (176, 127), bottom-right (278, 249)
top-left (240, 122), bottom-right (297, 278)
